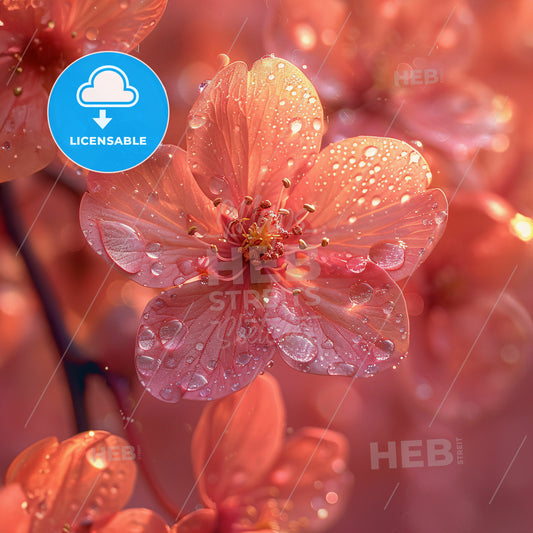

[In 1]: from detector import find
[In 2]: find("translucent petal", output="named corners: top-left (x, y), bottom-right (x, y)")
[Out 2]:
top-left (287, 137), bottom-right (448, 280)
top-left (80, 145), bottom-right (219, 288)
top-left (134, 280), bottom-right (275, 402)
top-left (192, 374), bottom-right (285, 507)
top-left (187, 57), bottom-right (323, 204)
top-left (5, 432), bottom-right (136, 532)
top-left (264, 257), bottom-right (409, 376)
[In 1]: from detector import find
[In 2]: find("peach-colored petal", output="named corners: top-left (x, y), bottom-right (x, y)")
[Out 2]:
top-left (266, 427), bottom-right (352, 532)
top-left (170, 509), bottom-right (217, 533)
top-left (0, 483), bottom-right (31, 533)
top-left (80, 145), bottom-right (219, 288)
top-left (90, 508), bottom-right (170, 533)
top-left (135, 281), bottom-right (275, 402)
top-left (287, 137), bottom-right (448, 281)
top-left (0, 68), bottom-right (56, 181)
top-left (49, 0), bottom-right (168, 54)
top-left (5, 432), bottom-right (137, 532)
top-left (264, 257), bottom-right (408, 376)
top-left (192, 374), bottom-right (285, 507)
top-left (187, 57), bottom-right (323, 204)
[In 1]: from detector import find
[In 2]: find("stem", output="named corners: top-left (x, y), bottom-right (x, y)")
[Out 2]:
top-left (0, 180), bottom-right (92, 432)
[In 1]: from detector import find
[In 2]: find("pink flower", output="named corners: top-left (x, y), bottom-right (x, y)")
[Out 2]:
top-left (171, 374), bottom-right (352, 533)
top-left (80, 56), bottom-right (447, 401)
top-left (0, 0), bottom-right (167, 181)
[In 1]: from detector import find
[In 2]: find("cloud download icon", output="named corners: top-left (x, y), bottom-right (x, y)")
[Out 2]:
top-left (48, 51), bottom-right (169, 173)
top-left (76, 66), bottom-right (140, 129)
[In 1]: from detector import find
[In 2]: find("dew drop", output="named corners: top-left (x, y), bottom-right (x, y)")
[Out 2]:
top-left (159, 386), bottom-right (181, 402)
top-left (268, 73), bottom-right (275, 80)
top-left (236, 353), bottom-right (253, 366)
top-left (85, 27), bottom-right (99, 40)
top-left (401, 193), bottom-right (410, 204)
top-left (346, 257), bottom-right (367, 273)
top-left (159, 319), bottom-right (186, 348)
top-left (278, 334), bottom-right (317, 362)
top-left (322, 338), bottom-right (334, 349)
top-left (119, 0), bottom-right (129, 8)
top-left (209, 175), bottom-right (227, 195)
top-left (2, 141), bottom-right (10, 150)
top-left (189, 114), bottom-right (207, 129)
top-left (373, 339), bottom-right (395, 360)
top-left (312, 118), bottom-right (322, 131)
top-left (136, 354), bottom-right (156, 372)
top-left (195, 342), bottom-right (204, 351)
top-left (145, 242), bottom-right (161, 258)
top-left (182, 372), bottom-right (208, 391)
top-left (364, 146), bottom-right (378, 157)
top-left (364, 364), bottom-right (379, 376)
top-left (287, 157), bottom-right (295, 167)
top-left (150, 262), bottom-right (163, 276)
top-left (327, 362), bottom-right (355, 376)
top-left (138, 327), bottom-right (156, 350)
top-left (409, 151), bottom-right (421, 164)
top-left (163, 355), bottom-right (179, 368)
top-left (371, 196), bottom-right (381, 207)
top-left (290, 119), bottom-right (303, 134)
top-left (349, 282), bottom-right (374, 304)
top-left (435, 211), bottom-right (447, 224)
top-left (369, 241), bottom-right (405, 270)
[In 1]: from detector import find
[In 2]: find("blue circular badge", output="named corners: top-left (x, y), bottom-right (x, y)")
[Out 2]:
top-left (48, 52), bottom-right (169, 173)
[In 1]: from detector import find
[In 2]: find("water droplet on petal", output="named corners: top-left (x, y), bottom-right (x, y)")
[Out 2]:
top-left (364, 363), bottom-right (379, 376)
top-left (160, 385), bottom-right (181, 402)
top-left (150, 262), bottom-right (163, 276)
top-left (209, 175), bottom-right (227, 195)
top-left (182, 372), bottom-right (208, 391)
top-left (136, 355), bottom-right (157, 372)
top-left (2, 141), bottom-right (10, 150)
top-left (346, 257), bottom-right (367, 273)
top-left (138, 327), bottom-right (156, 350)
top-left (369, 241), bottom-right (405, 270)
top-left (85, 27), bottom-right (99, 40)
top-left (409, 151), bottom-right (421, 164)
top-left (236, 353), bottom-right (253, 366)
top-left (364, 146), bottom-right (378, 157)
top-left (373, 339), bottom-right (395, 360)
top-left (327, 362), bottom-right (355, 376)
top-left (195, 342), bottom-right (204, 351)
top-left (349, 282), bottom-right (374, 304)
top-left (290, 119), bottom-right (303, 134)
top-left (312, 118), bottom-right (322, 131)
top-left (189, 114), bottom-right (207, 129)
top-left (145, 242), bottom-right (161, 258)
top-left (278, 334), bottom-right (317, 362)
top-left (159, 319), bottom-right (186, 348)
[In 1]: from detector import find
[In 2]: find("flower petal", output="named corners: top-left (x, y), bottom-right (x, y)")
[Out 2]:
top-left (135, 280), bottom-right (275, 402)
top-left (80, 145), bottom-right (218, 288)
top-left (266, 427), bottom-right (352, 532)
top-left (191, 374), bottom-right (285, 507)
top-left (0, 483), bottom-right (31, 533)
top-left (287, 137), bottom-right (448, 281)
top-left (264, 257), bottom-right (409, 376)
top-left (50, 0), bottom-right (168, 54)
top-left (5, 432), bottom-right (137, 532)
top-left (91, 508), bottom-right (170, 533)
top-left (0, 68), bottom-right (56, 181)
top-left (187, 57), bottom-right (323, 204)
top-left (170, 509), bottom-right (217, 533)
